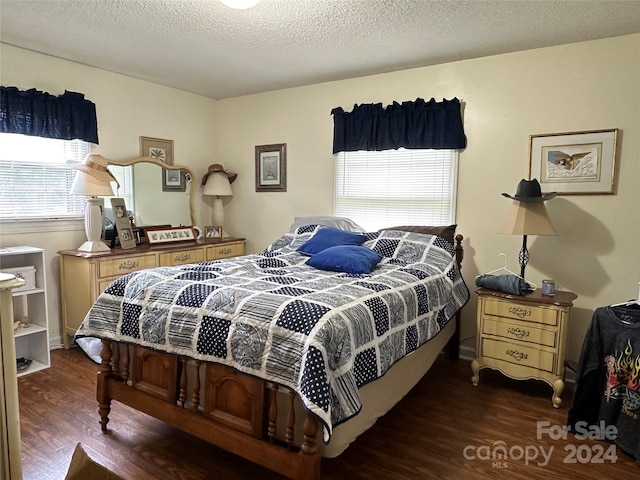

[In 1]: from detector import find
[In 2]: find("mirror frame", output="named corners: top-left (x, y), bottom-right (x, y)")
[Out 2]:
top-left (108, 156), bottom-right (196, 226)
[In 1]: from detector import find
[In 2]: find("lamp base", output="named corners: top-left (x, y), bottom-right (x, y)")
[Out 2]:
top-left (77, 240), bottom-right (111, 253)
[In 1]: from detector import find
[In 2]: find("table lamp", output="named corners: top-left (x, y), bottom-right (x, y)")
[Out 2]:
top-left (69, 154), bottom-right (117, 252)
top-left (202, 164), bottom-right (237, 237)
top-left (501, 179), bottom-right (557, 280)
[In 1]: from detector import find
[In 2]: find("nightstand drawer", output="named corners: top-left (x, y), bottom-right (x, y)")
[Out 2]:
top-left (482, 317), bottom-right (558, 348)
top-left (483, 298), bottom-right (559, 326)
top-left (480, 338), bottom-right (555, 373)
top-left (98, 254), bottom-right (157, 278)
top-left (159, 248), bottom-right (204, 266)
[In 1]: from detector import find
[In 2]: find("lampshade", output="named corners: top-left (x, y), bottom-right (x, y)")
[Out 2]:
top-left (70, 170), bottom-right (115, 197)
top-left (500, 200), bottom-right (556, 281)
top-left (500, 201), bottom-right (556, 236)
top-left (202, 173), bottom-right (233, 197)
top-left (70, 171), bottom-right (115, 252)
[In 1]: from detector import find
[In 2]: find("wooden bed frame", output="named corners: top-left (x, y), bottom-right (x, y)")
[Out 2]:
top-left (95, 235), bottom-right (465, 480)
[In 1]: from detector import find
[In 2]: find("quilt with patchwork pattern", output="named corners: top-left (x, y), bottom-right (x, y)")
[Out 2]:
top-left (77, 226), bottom-right (470, 440)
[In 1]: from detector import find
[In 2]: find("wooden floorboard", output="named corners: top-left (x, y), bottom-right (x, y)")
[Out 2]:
top-left (18, 347), bottom-right (639, 479)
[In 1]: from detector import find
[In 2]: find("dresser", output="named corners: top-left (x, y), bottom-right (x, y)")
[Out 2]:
top-left (58, 238), bottom-right (245, 348)
top-left (471, 287), bottom-right (577, 408)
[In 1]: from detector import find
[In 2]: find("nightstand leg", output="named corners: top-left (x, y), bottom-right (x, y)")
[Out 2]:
top-left (471, 359), bottom-right (480, 386)
top-left (552, 378), bottom-right (564, 408)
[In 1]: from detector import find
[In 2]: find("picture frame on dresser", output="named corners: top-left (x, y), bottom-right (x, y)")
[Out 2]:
top-left (144, 226), bottom-right (197, 245)
top-left (110, 198), bottom-right (137, 249)
top-left (204, 225), bottom-right (223, 242)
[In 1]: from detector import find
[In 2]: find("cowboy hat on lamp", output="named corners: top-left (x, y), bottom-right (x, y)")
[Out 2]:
top-left (502, 178), bottom-right (557, 202)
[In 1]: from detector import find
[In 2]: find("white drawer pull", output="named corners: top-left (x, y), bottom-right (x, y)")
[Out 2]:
top-left (507, 327), bottom-right (529, 338)
top-left (508, 307), bottom-right (531, 318)
top-left (506, 349), bottom-right (528, 361)
top-left (119, 261), bottom-right (139, 270)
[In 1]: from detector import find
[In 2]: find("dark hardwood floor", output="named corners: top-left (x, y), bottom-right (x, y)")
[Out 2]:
top-left (18, 347), bottom-right (639, 479)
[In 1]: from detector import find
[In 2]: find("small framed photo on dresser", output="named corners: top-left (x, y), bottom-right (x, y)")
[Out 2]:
top-left (204, 225), bottom-right (223, 242)
top-left (110, 198), bottom-right (137, 250)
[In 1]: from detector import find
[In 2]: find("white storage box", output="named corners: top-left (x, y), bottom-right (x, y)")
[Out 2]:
top-left (1, 266), bottom-right (36, 292)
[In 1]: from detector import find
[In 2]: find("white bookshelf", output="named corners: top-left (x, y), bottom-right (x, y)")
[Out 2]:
top-left (0, 246), bottom-right (50, 377)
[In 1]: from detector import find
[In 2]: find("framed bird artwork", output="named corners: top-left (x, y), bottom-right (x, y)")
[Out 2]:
top-left (528, 128), bottom-right (618, 195)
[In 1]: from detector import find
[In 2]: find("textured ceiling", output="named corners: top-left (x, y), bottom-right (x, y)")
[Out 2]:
top-left (1, 0), bottom-right (639, 99)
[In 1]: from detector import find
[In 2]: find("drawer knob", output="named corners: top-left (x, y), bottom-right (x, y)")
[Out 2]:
top-left (507, 327), bottom-right (530, 338)
top-left (219, 247), bottom-right (231, 255)
top-left (506, 349), bottom-right (528, 361)
top-left (508, 306), bottom-right (531, 318)
top-left (119, 261), bottom-right (139, 270)
top-left (175, 254), bottom-right (190, 261)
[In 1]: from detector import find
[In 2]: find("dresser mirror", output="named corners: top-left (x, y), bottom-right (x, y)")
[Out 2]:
top-left (107, 156), bottom-right (196, 228)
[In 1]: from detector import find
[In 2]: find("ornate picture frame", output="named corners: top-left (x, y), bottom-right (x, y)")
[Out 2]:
top-left (255, 143), bottom-right (286, 192)
top-left (529, 129), bottom-right (618, 195)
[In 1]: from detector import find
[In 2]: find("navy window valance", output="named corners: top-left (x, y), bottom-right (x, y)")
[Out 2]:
top-left (1, 86), bottom-right (99, 144)
top-left (331, 97), bottom-right (466, 154)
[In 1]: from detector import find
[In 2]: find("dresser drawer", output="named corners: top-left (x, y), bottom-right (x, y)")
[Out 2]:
top-left (482, 317), bottom-right (558, 348)
top-left (206, 242), bottom-right (244, 260)
top-left (98, 254), bottom-right (157, 278)
top-left (483, 298), bottom-right (559, 326)
top-left (480, 338), bottom-right (555, 373)
top-left (159, 248), bottom-right (204, 266)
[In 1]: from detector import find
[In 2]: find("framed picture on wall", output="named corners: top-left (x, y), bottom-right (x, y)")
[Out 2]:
top-left (255, 143), bottom-right (286, 192)
top-left (139, 136), bottom-right (185, 192)
top-left (529, 129), bottom-right (618, 195)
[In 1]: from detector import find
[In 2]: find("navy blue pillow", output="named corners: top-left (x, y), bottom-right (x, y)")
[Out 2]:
top-left (306, 245), bottom-right (383, 274)
top-left (297, 227), bottom-right (366, 255)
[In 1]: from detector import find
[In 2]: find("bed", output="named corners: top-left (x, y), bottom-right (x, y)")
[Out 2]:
top-left (76, 224), bottom-right (469, 479)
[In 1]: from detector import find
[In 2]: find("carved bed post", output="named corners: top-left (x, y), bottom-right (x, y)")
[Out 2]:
top-left (97, 339), bottom-right (113, 432)
top-left (447, 234), bottom-right (464, 360)
top-left (300, 412), bottom-right (318, 455)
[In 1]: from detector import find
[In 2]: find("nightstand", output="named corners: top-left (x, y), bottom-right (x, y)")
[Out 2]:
top-left (471, 287), bottom-right (577, 408)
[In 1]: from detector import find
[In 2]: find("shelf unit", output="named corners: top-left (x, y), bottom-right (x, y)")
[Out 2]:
top-left (0, 246), bottom-right (50, 377)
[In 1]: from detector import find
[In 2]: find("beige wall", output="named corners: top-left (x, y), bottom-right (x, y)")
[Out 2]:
top-left (217, 34), bottom-right (640, 362)
top-left (1, 34), bottom-right (639, 364)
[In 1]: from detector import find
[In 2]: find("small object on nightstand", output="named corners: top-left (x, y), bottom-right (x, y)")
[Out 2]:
top-left (542, 279), bottom-right (556, 296)
top-left (471, 287), bottom-right (577, 408)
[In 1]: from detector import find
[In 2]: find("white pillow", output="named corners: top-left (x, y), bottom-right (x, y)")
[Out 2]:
top-left (288, 216), bottom-right (365, 233)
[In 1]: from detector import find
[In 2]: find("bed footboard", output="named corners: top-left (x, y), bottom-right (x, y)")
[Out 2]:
top-left (97, 340), bottom-right (321, 480)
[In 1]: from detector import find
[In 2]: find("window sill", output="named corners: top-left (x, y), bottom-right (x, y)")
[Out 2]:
top-left (0, 218), bottom-right (84, 235)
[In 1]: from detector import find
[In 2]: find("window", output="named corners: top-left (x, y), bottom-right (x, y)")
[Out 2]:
top-left (334, 148), bottom-right (458, 231)
top-left (0, 133), bottom-right (133, 222)
top-left (0, 133), bottom-right (91, 220)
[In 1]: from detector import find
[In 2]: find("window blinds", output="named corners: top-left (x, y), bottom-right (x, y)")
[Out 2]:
top-left (0, 133), bottom-right (90, 220)
top-left (334, 148), bottom-right (458, 231)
